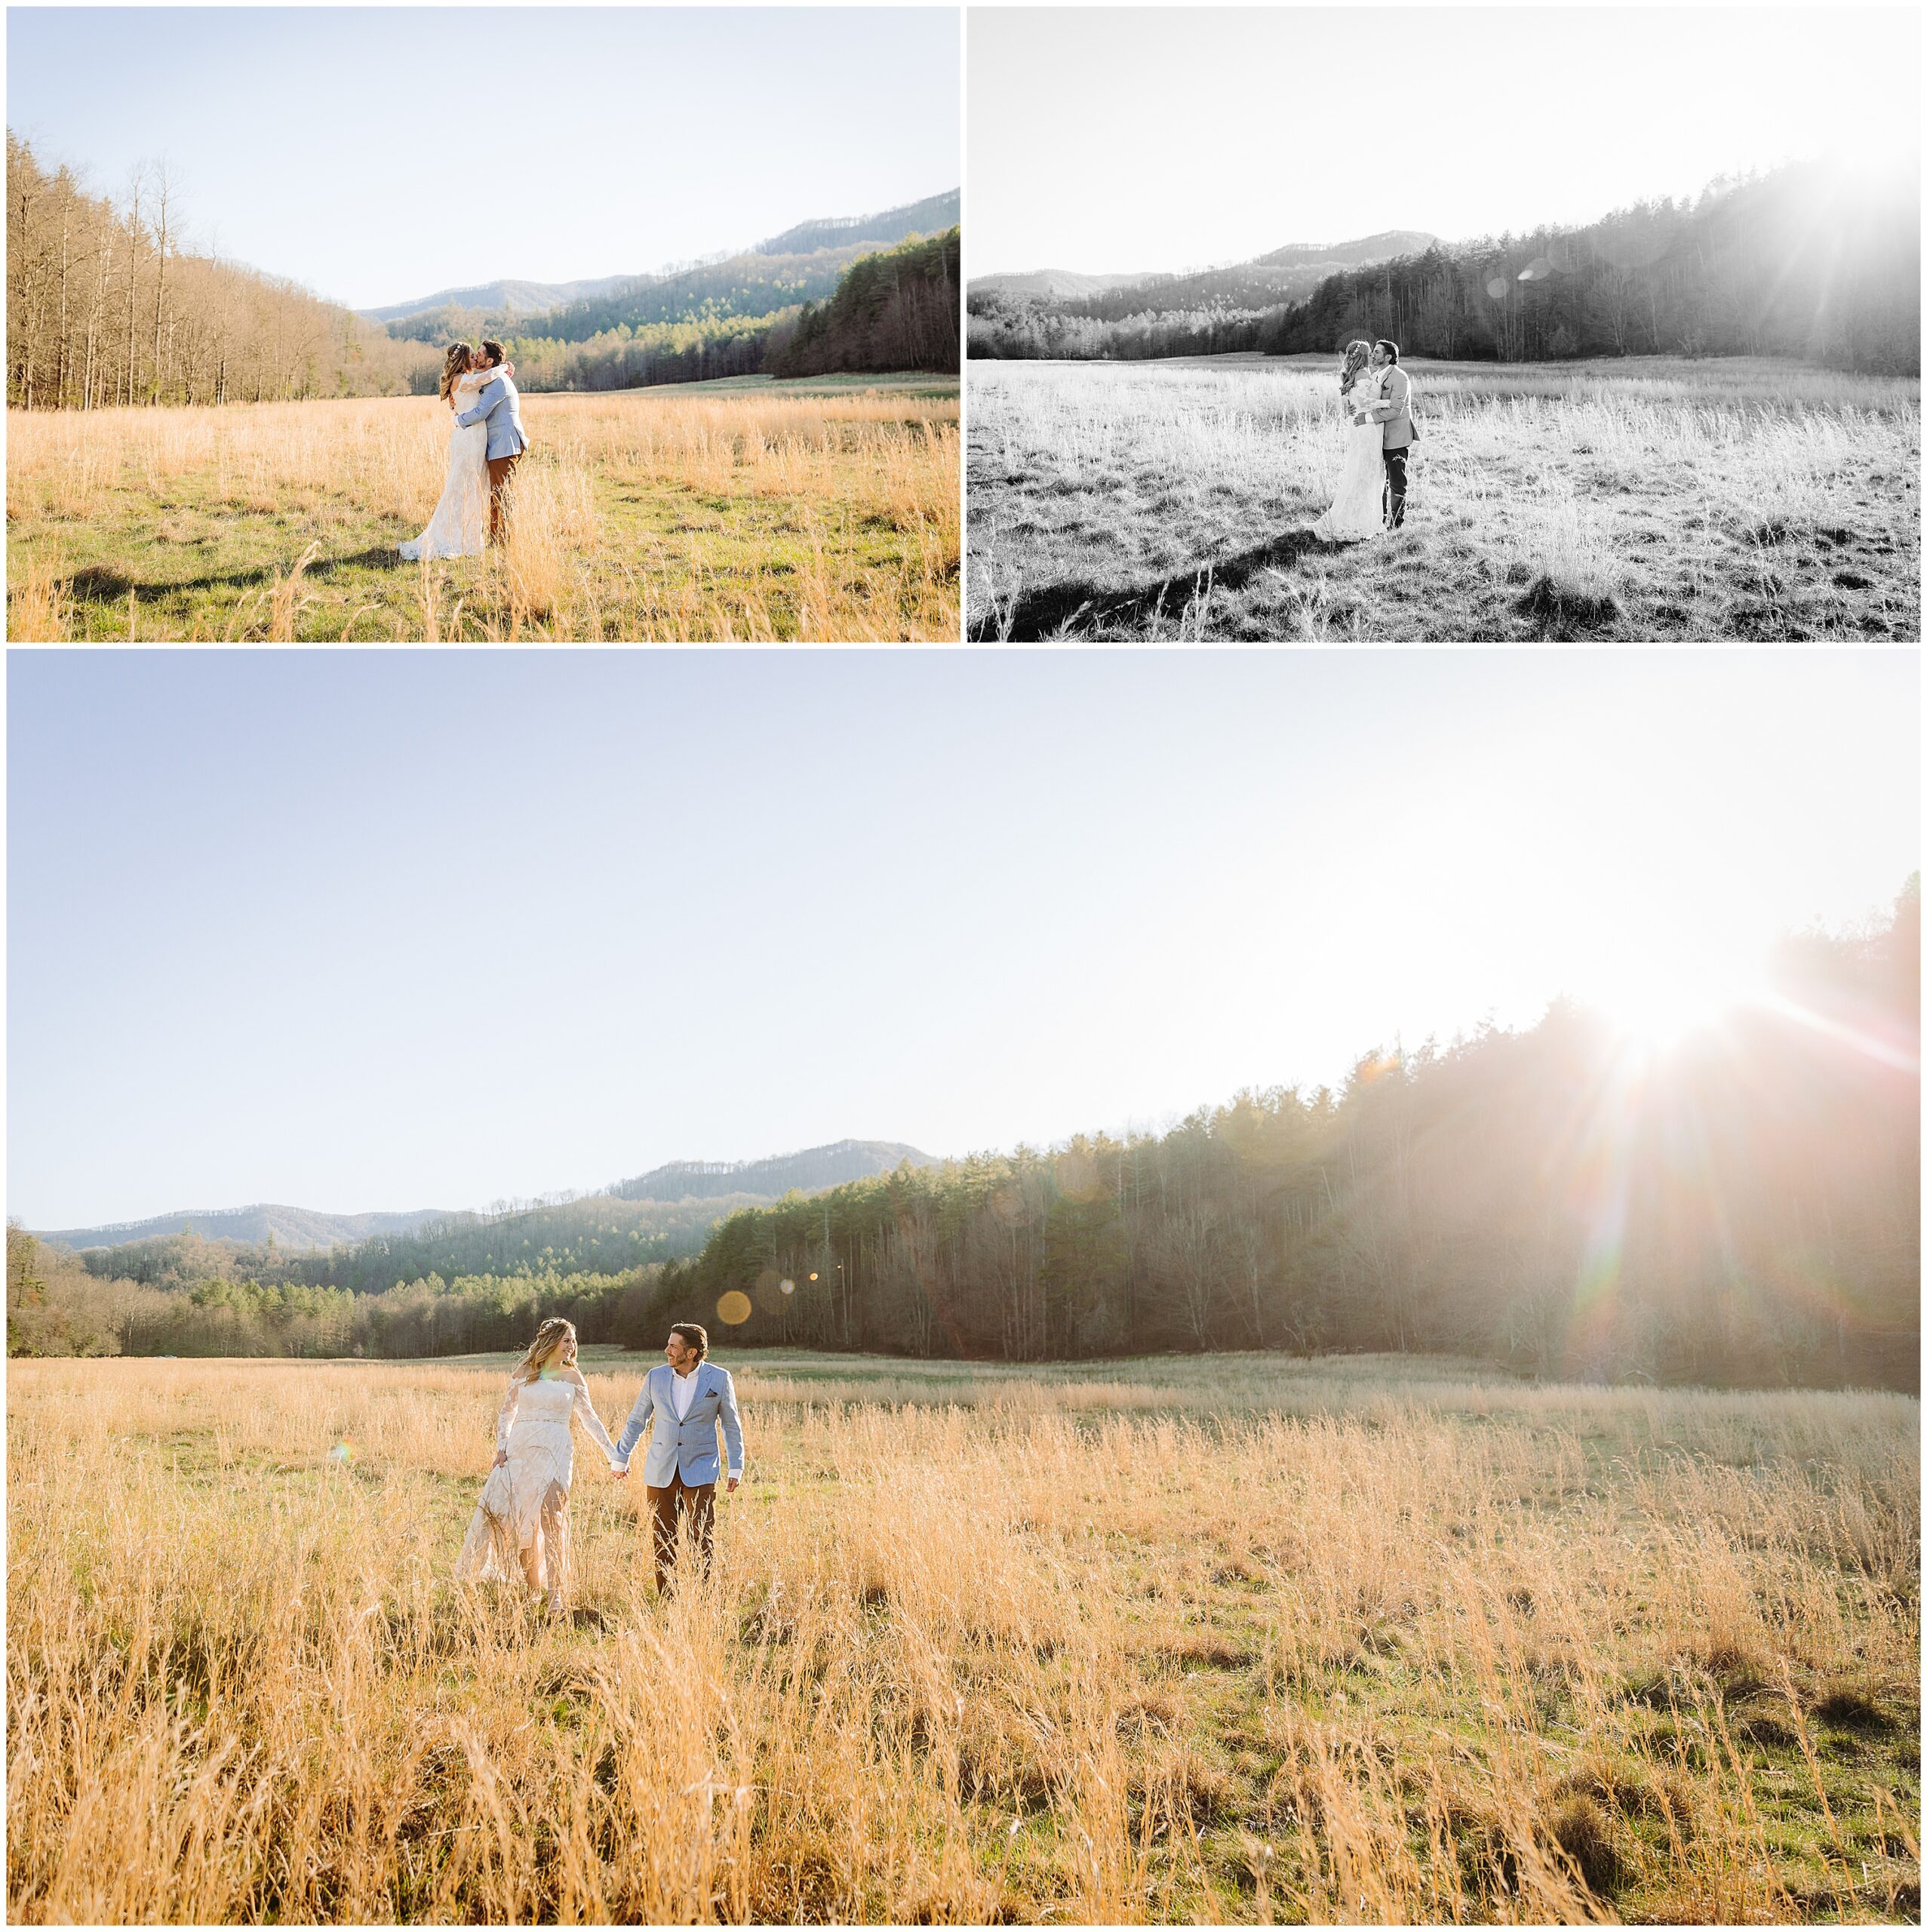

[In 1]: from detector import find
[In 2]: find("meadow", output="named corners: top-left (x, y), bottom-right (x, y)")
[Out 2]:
top-left (966, 355), bottom-right (1921, 641)
top-left (6, 374), bottom-right (960, 643)
top-left (9, 1347), bottom-right (1917, 1924)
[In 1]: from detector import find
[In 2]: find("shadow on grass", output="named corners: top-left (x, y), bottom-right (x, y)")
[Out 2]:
top-left (970, 526), bottom-right (1344, 640)
top-left (68, 545), bottom-right (413, 609)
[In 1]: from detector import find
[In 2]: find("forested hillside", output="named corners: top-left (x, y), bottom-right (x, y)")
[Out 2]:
top-left (667, 881), bottom-right (1921, 1389)
top-left (6, 132), bottom-right (434, 408)
top-left (767, 229), bottom-right (959, 377)
top-left (381, 191), bottom-right (960, 352)
top-left (496, 231), bottom-right (961, 391)
top-left (969, 158), bottom-right (1920, 374)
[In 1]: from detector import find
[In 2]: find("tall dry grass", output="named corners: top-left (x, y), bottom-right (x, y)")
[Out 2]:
top-left (6, 387), bottom-right (960, 641)
top-left (8, 1354), bottom-right (1918, 1923)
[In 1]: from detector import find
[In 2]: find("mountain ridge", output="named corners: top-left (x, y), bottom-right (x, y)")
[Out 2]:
top-left (365, 189), bottom-right (960, 331)
top-left (37, 1138), bottom-right (942, 1255)
top-left (970, 229), bottom-right (1441, 318)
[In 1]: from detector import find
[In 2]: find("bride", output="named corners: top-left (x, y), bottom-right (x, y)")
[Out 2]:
top-left (399, 341), bottom-right (516, 561)
top-left (1311, 340), bottom-right (1385, 542)
top-left (455, 1317), bottom-right (620, 1614)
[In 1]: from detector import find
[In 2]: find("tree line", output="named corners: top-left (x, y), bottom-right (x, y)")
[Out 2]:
top-left (6, 1227), bottom-right (667, 1361)
top-left (664, 881), bottom-right (1920, 1390)
top-left (969, 158), bottom-right (1922, 375)
top-left (458, 312), bottom-right (779, 395)
top-left (6, 131), bottom-right (435, 409)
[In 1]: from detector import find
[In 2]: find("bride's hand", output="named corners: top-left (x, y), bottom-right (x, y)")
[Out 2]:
top-left (492, 1450), bottom-right (509, 1468)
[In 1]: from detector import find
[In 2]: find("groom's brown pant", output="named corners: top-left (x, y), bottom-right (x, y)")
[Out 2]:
top-left (486, 453), bottom-right (520, 546)
top-left (645, 1472), bottom-right (715, 1592)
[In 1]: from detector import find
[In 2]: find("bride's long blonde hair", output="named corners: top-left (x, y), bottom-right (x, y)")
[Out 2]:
top-left (1338, 340), bottom-right (1371, 397)
top-left (512, 1316), bottom-right (576, 1383)
top-left (438, 340), bottom-right (475, 403)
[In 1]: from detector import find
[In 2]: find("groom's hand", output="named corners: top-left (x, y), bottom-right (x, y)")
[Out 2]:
top-left (727, 1477), bottom-right (740, 1494)
top-left (611, 1466), bottom-right (628, 1479)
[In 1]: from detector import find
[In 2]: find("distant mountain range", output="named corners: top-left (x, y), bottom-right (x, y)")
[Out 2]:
top-left (365, 190), bottom-right (960, 339)
top-left (970, 229), bottom-right (1440, 319)
top-left (35, 1204), bottom-right (453, 1253)
top-left (364, 275), bottom-right (638, 325)
top-left (38, 1139), bottom-right (939, 1256)
top-left (968, 269), bottom-right (1151, 301)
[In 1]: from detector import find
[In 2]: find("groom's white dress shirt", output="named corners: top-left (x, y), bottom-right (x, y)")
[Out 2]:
top-left (672, 1366), bottom-right (699, 1421)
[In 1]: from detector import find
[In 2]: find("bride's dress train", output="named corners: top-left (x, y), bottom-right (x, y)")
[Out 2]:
top-left (1312, 377), bottom-right (1386, 542)
top-left (400, 371), bottom-right (493, 560)
top-left (456, 1370), bottom-right (619, 1604)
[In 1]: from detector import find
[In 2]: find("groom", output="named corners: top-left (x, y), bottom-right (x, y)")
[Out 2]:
top-left (612, 1323), bottom-right (745, 1594)
top-left (450, 338), bottom-right (529, 546)
top-left (1351, 339), bottom-right (1413, 530)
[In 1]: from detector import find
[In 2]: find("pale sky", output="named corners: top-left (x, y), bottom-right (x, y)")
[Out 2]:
top-left (5, 8), bottom-right (960, 309)
top-left (8, 651), bottom-right (1916, 1231)
top-left (970, 7), bottom-right (1922, 277)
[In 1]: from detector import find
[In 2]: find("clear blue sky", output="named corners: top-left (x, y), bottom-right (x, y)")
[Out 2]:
top-left (8, 650), bottom-right (1917, 1229)
top-left (6, 8), bottom-right (960, 308)
top-left (972, 8), bottom-right (1921, 275)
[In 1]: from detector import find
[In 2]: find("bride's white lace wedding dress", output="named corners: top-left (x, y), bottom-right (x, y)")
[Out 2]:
top-left (399, 370), bottom-right (493, 560)
top-left (1311, 371), bottom-right (1386, 542)
top-left (455, 1368), bottom-right (620, 1603)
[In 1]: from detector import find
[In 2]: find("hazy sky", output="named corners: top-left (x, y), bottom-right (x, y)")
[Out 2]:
top-left (5, 8), bottom-right (960, 309)
top-left (9, 651), bottom-right (1916, 1231)
top-left (970, 8), bottom-right (1922, 275)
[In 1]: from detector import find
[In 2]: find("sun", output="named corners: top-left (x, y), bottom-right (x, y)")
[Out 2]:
top-left (1584, 949), bottom-right (1766, 1053)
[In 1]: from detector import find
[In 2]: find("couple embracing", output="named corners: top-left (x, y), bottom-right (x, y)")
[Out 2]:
top-left (1312, 337), bottom-right (1418, 542)
top-left (399, 337), bottom-right (531, 561)
top-left (454, 1318), bottom-right (744, 1616)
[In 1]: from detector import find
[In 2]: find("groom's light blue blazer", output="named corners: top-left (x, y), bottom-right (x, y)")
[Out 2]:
top-left (453, 374), bottom-right (530, 460)
top-left (614, 1361), bottom-right (744, 1487)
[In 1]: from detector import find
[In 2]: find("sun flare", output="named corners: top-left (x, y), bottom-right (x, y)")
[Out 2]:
top-left (1582, 951), bottom-right (1767, 1051)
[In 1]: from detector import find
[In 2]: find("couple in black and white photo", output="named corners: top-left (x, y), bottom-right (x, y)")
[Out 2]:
top-left (1312, 337), bottom-right (1417, 542)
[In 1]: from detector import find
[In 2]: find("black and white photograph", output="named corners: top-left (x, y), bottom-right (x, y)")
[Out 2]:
top-left (966, 7), bottom-right (1922, 642)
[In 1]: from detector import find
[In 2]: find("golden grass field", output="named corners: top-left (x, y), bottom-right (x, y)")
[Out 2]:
top-left (6, 375), bottom-right (960, 642)
top-left (8, 1348), bottom-right (1919, 1924)
top-left (967, 355), bottom-right (1921, 641)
